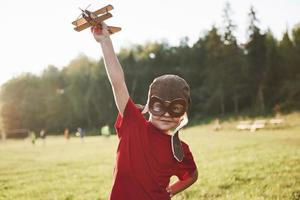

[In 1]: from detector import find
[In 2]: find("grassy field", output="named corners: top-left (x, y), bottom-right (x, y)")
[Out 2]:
top-left (0, 114), bottom-right (300, 200)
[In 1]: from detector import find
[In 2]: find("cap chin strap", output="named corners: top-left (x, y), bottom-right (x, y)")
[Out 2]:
top-left (171, 113), bottom-right (188, 162)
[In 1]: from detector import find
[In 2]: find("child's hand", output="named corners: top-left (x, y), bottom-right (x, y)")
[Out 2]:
top-left (166, 186), bottom-right (173, 197)
top-left (91, 22), bottom-right (110, 43)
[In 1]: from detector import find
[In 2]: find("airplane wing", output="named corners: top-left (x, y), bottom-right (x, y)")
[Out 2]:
top-left (108, 26), bottom-right (122, 34)
top-left (72, 17), bottom-right (86, 26)
top-left (73, 13), bottom-right (113, 32)
top-left (92, 13), bottom-right (112, 24)
top-left (74, 21), bottom-right (91, 32)
top-left (93, 4), bottom-right (113, 15)
top-left (75, 25), bottom-right (121, 34)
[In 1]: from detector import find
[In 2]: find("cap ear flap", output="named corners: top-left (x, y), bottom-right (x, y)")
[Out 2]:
top-left (141, 104), bottom-right (149, 114)
top-left (141, 93), bottom-right (151, 115)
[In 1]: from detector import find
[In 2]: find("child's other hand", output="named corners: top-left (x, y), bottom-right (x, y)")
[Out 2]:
top-left (91, 22), bottom-right (110, 43)
top-left (166, 186), bottom-right (173, 197)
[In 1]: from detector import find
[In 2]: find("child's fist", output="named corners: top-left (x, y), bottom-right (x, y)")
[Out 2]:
top-left (93, 26), bottom-right (102, 34)
top-left (91, 22), bottom-right (110, 43)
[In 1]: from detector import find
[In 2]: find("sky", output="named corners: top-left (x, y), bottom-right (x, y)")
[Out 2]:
top-left (0, 0), bottom-right (299, 86)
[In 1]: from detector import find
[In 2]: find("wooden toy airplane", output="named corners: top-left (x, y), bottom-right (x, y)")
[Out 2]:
top-left (72, 4), bottom-right (121, 34)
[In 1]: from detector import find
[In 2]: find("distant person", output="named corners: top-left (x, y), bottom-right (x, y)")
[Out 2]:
top-left (91, 23), bottom-right (198, 199)
top-left (213, 118), bottom-right (222, 131)
top-left (274, 103), bottom-right (281, 118)
top-left (40, 129), bottom-right (47, 145)
top-left (64, 128), bottom-right (70, 140)
top-left (30, 131), bottom-right (36, 145)
top-left (101, 125), bottom-right (110, 137)
top-left (76, 127), bottom-right (85, 142)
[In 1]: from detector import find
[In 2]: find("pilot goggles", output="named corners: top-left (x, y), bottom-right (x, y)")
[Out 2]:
top-left (148, 96), bottom-right (187, 118)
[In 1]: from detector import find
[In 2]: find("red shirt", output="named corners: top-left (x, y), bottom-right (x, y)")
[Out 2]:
top-left (110, 98), bottom-right (197, 200)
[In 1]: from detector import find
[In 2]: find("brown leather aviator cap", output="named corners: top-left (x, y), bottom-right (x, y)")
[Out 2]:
top-left (148, 74), bottom-right (190, 105)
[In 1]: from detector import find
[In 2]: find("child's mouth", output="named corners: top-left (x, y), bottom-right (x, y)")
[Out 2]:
top-left (160, 119), bottom-right (172, 122)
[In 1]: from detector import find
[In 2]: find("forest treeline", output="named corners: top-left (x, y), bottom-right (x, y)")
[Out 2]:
top-left (1, 5), bottom-right (299, 135)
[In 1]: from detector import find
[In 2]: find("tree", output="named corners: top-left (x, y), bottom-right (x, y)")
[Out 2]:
top-left (222, 1), bottom-right (237, 45)
top-left (41, 65), bottom-right (67, 132)
top-left (277, 25), bottom-right (300, 110)
top-left (0, 74), bottom-right (45, 132)
top-left (263, 30), bottom-right (280, 109)
top-left (245, 6), bottom-right (267, 115)
top-left (200, 27), bottom-right (227, 115)
top-left (221, 2), bottom-right (246, 114)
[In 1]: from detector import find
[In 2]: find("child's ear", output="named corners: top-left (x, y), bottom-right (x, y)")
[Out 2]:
top-left (141, 104), bottom-right (149, 114)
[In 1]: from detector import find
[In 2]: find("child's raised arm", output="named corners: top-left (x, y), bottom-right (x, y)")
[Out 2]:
top-left (91, 24), bottom-right (129, 116)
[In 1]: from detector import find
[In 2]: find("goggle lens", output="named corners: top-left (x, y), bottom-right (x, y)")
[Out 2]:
top-left (170, 104), bottom-right (185, 114)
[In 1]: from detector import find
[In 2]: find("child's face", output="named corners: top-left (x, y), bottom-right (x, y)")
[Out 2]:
top-left (149, 112), bottom-right (184, 135)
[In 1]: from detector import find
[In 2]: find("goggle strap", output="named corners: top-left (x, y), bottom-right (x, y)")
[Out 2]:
top-left (171, 113), bottom-right (188, 162)
top-left (171, 132), bottom-right (184, 162)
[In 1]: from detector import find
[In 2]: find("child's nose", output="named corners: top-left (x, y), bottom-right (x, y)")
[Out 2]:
top-left (163, 112), bottom-right (171, 117)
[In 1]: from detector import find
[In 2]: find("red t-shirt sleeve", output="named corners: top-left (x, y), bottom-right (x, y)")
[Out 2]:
top-left (114, 98), bottom-right (146, 138)
top-left (174, 143), bottom-right (197, 181)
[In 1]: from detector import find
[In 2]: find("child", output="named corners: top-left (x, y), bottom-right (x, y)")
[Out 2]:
top-left (91, 23), bottom-right (198, 200)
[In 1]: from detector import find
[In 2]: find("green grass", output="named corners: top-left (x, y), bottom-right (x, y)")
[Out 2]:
top-left (0, 114), bottom-right (300, 200)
